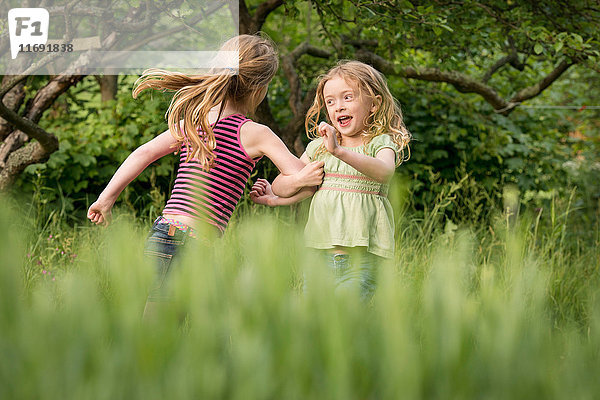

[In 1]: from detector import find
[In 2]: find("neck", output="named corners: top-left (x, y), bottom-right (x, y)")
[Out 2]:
top-left (214, 100), bottom-right (249, 118)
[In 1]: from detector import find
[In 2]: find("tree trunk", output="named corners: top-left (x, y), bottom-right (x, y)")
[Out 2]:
top-left (99, 75), bottom-right (119, 103)
top-left (0, 74), bottom-right (85, 188)
top-left (0, 141), bottom-right (52, 190)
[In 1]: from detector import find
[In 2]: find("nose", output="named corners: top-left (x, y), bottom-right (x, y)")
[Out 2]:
top-left (336, 103), bottom-right (346, 112)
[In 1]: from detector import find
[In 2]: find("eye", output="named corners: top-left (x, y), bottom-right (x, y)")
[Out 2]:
top-left (344, 94), bottom-right (353, 101)
top-left (325, 99), bottom-right (334, 106)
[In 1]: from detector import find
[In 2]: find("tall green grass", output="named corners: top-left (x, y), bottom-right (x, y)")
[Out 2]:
top-left (1, 194), bottom-right (599, 399)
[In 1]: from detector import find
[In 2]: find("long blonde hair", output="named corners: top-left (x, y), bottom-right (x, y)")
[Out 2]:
top-left (133, 34), bottom-right (278, 170)
top-left (305, 60), bottom-right (411, 165)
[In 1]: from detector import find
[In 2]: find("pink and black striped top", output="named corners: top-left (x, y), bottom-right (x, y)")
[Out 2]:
top-left (162, 114), bottom-right (260, 233)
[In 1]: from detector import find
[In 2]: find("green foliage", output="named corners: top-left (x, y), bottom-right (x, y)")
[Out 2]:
top-left (261, 2), bottom-right (599, 226)
top-left (7, 2), bottom-right (599, 231)
top-left (386, 77), bottom-right (582, 225)
top-left (14, 76), bottom-right (174, 220)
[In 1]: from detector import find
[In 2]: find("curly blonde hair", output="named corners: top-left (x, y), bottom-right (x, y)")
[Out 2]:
top-left (305, 60), bottom-right (411, 165)
top-left (133, 34), bottom-right (278, 170)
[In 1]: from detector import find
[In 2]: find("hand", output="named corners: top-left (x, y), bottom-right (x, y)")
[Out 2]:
top-left (87, 198), bottom-right (113, 225)
top-left (250, 178), bottom-right (277, 206)
top-left (295, 160), bottom-right (324, 187)
top-left (318, 121), bottom-right (338, 154)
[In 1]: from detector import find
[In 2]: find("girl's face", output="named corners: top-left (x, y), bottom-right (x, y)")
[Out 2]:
top-left (323, 75), bottom-right (376, 142)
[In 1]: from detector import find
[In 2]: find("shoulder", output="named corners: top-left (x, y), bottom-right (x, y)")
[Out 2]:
top-left (238, 121), bottom-right (278, 159)
top-left (239, 120), bottom-right (273, 137)
top-left (239, 121), bottom-right (292, 160)
top-left (367, 134), bottom-right (399, 156)
top-left (370, 133), bottom-right (396, 146)
top-left (305, 137), bottom-right (324, 160)
top-left (239, 121), bottom-right (279, 147)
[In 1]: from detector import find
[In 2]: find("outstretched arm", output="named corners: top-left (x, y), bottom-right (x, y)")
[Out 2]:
top-left (319, 122), bottom-right (395, 183)
top-left (87, 130), bottom-right (178, 225)
top-left (250, 179), bottom-right (316, 207)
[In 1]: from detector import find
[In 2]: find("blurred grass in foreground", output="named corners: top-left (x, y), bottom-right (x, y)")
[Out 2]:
top-left (1, 194), bottom-right (600, 400)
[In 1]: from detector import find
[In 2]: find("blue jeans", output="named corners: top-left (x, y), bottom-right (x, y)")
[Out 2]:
top-left (144, 218), bottom-right (191, 301)
top-left (323, 251), bottom-right (382, 300)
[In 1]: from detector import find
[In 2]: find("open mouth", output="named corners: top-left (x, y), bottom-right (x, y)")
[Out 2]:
top-left (337, 115), bottom-right (352, 127)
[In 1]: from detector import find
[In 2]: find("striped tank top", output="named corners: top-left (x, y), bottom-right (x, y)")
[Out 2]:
top-left (162, 114), bottom-right (260, 233)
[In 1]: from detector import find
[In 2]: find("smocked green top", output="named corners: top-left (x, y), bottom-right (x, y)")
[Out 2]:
top-left (304, 135), bottom-right (399, 259)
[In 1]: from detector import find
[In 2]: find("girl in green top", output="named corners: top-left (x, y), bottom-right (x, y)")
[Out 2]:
top-left (251, 60), bottom-right (411, 298)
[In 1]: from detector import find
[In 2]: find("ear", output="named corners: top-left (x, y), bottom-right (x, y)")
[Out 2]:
top-left (371, 95), bottom-right (382, 113)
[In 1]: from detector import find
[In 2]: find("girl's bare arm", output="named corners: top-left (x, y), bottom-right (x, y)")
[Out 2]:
top-left (331, 147), bottom-right (395, 183)
top-left (250, 179), bottom-right (316, 206)
top-left (270, 152), bottom-right (325, 197)
top-left (88, 130), bottom-right (178, 224)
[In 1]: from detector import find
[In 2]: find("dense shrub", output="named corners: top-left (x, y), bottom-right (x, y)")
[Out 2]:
top-left (15, 76), bottom-right (174, 221)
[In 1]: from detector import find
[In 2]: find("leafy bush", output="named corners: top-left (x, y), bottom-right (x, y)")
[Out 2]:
top-left (394, 79), bottom-right (583, 225)
top-left (15, 76), bottom-right (174, 221)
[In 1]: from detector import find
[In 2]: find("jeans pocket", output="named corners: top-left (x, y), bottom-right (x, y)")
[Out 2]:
top-left (144, 226), bottom-right (186, 301)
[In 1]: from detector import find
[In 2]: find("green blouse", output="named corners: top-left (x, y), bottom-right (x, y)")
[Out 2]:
top-left (304, 134), bottom-right (399, 259)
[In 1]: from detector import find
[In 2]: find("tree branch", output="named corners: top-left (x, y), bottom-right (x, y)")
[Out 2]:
top-left (510, 60), bottom-right (574, 104)
top-left (284, 86), bottom-right (317, 156)
top-left (482, 52), bottom-right (517, 83)
top-left (0, 80), bottom-right (26, 141)
top-left (280, 43), bottom-right (332, 153)
top-left (238, 0), bottom-right (252, 34)
top-left (0, 33), bottom-right (118, 168)
top-left (46, 4), bottom-right (109, 17)
top-left (0, 131), bottom-right (27, 168)
top-left (110, 0), bottom-right (155, 33)
top-left (121, 1), bottom-right (226, 52)
top-left (282, 42), bottom-right (332, 116)
top-left (0, 101), bottom-right (58, 154)
top-left (357, 48), bottom-right (509, 111)
top-left (356, 49), bottom-right (574, 116)
top-left (253, 0), bottom-right (284, 32)
top-left (0, 53), bottom-right (64, 98)
top-left (290, 42), bottom-right (332, 61)
top-left (0, 69), bottom-right (84, 164)
top-left (281, 42), bottom-right (331, 115)
top-left (239, 0), bottom-right (283, 34)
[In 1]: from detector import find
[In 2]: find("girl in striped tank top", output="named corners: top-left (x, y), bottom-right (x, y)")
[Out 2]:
top-left (87, 35), bottom-right (324, 313)
top-left (251, 61), bottom-right (411, 300)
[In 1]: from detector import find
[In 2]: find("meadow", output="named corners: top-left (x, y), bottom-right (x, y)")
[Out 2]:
top-left (2, 182), bottom-right (599, 400)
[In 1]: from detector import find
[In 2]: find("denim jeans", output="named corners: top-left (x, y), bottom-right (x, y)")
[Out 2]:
top-left (324, 251), bottom-right (382, 300)
top-left (144, 217), bottom-right (191, 301)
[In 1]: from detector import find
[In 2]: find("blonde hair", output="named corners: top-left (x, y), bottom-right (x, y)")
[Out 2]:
top-left (305, 60), bottom-right (411, 165)
top-left (133, 34), bottom-right (278, 170)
